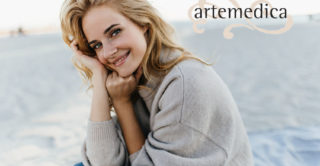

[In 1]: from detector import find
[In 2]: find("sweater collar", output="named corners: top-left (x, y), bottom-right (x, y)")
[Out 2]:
top-left (138, 47), bottom-right (181, 101)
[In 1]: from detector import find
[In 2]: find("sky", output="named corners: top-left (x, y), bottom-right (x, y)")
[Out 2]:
top-left (0, 0), bottom-right (319, 30)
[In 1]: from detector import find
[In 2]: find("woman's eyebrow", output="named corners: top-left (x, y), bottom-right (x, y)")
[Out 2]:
top-left (88, 24), bottom-right (120, 46)
top-left (104, 24), bottom-right (119, 35)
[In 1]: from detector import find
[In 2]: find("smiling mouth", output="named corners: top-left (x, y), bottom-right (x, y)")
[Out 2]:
top-left (114, 50), bottom-right (130, 67)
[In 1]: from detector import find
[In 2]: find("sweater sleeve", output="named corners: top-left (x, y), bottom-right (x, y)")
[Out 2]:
top-left (129, 65), bottom-right (229, 166)
top-left (129, 123), bottom-right (227, 166)
top-left (81, 116), bottom-right (130, 166)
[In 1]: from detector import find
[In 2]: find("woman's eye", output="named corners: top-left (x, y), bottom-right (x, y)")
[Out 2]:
top-left (93, 43), bottom-right (102, 49)
top-left (111, 29), bottom-right (121, 37)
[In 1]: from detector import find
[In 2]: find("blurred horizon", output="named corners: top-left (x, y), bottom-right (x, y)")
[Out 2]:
top-left (0, 0), bottom-right (319, 37)
top-left (1, 14), bottom-right (319, 38)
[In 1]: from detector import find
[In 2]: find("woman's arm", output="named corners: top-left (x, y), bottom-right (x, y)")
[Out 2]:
top-left (113, 100), bottom-right (145, 155)
top-left (70, 41), bottom-right (130, 166)
top-left (70, 41), bottom-right (112, 122)
top-left (90, 70), bottom-right (112, 122)
top-left (106, 68), bottom-right (145, 155)
top-left (82, 71), bottom-right (130, 166)
top-left (129, 62), bottom-right (253, 166)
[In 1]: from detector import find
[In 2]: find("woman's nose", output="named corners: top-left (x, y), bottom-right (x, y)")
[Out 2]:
top-left (102, 43), bottom-right (117, 59)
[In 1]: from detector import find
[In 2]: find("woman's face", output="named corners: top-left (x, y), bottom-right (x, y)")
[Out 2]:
top-left (82, 5), bottom-right (147, 77)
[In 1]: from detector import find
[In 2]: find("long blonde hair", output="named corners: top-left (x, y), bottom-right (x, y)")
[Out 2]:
top-left (60, 0), bottom-right (208, 89)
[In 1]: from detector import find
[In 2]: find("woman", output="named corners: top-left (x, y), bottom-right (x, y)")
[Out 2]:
top-left (60, 0), bottom-right (254, 165)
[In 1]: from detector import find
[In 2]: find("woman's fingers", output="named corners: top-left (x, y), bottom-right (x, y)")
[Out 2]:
top-left (70, 41), bottom-right (85, 63)
top-left (71, 40), bottom-right (94, 66)
top-left (70, 40), bottom-right (108, 76)
top-left (70, 40), bottom-right (79, 53)
top-left (112, 71), bottom-right (117, 78)
top-left (71, 40), bottom-right (76, 47)
top-left (70, 40), bottom-right (86, 57)
top-left (107, 71), bottom-right (118, 82)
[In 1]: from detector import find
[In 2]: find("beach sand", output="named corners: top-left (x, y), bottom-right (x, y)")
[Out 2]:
top-left (0, 21), bottom-right (319, 165)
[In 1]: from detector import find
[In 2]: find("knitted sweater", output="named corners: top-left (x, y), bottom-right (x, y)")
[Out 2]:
top-left (80, 48), bottom-right (254, 166)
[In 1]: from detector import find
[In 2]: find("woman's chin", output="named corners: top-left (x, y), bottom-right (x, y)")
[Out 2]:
top-left (117, 66), bottom-right (139, 77)
top-left (118, 71), bottom-right (133, 77)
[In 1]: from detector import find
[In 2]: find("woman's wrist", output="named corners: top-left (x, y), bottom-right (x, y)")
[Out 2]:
top-left (113, 98), bottom-right (132, 110)
top-left (89, 69), bottom-right (112, 122)
top-left (89, 90), bottom-right (112, 122)
top-left (92, 70), bottom-right (107, 86)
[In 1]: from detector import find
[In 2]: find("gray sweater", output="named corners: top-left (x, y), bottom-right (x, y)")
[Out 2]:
top-left (80, 49), bottom-right (254, 166)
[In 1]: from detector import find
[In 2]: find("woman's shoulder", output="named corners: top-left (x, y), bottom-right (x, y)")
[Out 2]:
top-left (157, 55), bottom-right (233, 109)
top-left (158, 48), bottom-right (232, 100)
top-left (168, 56), bottom-right (223, 89)
top-left (157, 53), bottom-right (240, 130)
top-left (176, 57), bottom-right (214, 77)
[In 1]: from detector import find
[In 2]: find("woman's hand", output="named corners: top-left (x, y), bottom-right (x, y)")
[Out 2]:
top-left (106, 67), bottom-right (143, 106)
top-left (70, 40), bottom-right (106, 75)
top-left (71, 41), bottom-right (112, 121)
top-left (106, 67), bottom-right (145, 155)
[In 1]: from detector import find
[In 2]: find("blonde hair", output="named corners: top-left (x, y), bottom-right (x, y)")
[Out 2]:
top-left (60, 0), bottom-right (209, 90)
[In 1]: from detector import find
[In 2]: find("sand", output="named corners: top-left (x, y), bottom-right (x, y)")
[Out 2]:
top-left (0, 20), bottom-right (319, 165)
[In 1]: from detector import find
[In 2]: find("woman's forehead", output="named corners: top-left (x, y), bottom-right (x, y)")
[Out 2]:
top-left (84, 5), bottom-right (125, 25)
top-left (82, 5), bottom-right (127, 40)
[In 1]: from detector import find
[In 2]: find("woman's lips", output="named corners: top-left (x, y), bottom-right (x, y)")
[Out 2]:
top-left (114, 50), bottom-right (130, 67)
